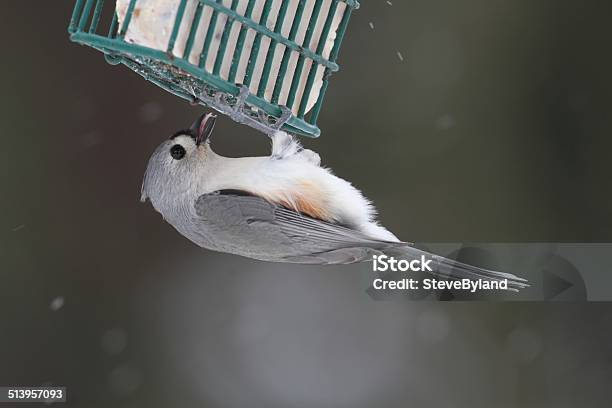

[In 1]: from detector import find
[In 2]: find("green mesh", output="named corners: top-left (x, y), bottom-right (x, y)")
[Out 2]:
top-left (68, 0), bottom-right (359, 137)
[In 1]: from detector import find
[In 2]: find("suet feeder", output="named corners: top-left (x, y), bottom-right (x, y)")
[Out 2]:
top-left (68, 0), bottom-right (359, 137)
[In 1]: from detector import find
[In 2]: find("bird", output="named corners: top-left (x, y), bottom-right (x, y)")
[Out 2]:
top-left (141, 112), bottom-right (528, 290)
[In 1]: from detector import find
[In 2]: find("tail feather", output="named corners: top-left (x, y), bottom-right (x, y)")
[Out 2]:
top-left (387, 246), bottom-right (529, 291)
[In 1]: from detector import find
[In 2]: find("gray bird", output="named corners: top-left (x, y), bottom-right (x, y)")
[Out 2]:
top-left (141, 113), bottom-right (528, 290)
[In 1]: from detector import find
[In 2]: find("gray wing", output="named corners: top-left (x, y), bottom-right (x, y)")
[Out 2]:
top-left (194, 191), bottom-right (400, 264)
top-left (192, 191), bottom-right (530, 289)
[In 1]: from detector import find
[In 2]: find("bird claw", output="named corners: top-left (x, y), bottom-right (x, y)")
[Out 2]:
top-left (213, 91), bottom-right (224, 105)
top-left (271, 106), bottom-right (292, 132)
top-left (257, 109), bottom-right (268, 124)
top-left (196, 85), bottom-right (293, 137)
top-left (232, 85), bottom-right (250, 114)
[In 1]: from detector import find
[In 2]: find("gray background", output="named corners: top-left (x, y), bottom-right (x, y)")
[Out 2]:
top-left (1, 1), bottom-right (612, 407)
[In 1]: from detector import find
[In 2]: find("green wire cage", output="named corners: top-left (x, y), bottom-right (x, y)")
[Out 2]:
top-left (68, 0), bottom-right (359, 137)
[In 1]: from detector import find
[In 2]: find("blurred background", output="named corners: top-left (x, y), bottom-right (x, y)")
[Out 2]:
top-left (2, 0), bottom-right (612, 407)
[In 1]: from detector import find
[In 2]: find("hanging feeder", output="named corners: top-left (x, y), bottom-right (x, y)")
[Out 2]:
top-left (68, 0), bottom-right (359, 137)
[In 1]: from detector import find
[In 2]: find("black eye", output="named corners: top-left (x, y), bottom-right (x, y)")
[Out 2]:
top-left (170, 144), bottom-right (186, 160)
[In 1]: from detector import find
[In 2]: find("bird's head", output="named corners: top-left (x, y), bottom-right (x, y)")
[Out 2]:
top-left (141, 112), bottom-right (217, 208)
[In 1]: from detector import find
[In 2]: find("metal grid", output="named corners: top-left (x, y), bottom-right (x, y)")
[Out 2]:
top-left (68, 0), bottom-right (359, 137)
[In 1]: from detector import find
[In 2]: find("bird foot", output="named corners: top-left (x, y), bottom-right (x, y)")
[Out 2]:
top-left (272, 106), bottom-right (292, 131)
top-left (232, 85), bottom-right (250, 114)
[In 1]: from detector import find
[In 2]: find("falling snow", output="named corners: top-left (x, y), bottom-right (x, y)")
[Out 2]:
top-left (396, 51), bottom-right (404, 61)
top-left (369, 22), bottom-right (374, 30)
top-left (50, 296), bottom-right (64, 311)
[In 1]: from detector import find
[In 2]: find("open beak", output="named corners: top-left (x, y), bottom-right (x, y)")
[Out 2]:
top-left (190, 112), bottom-right (217, 146)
